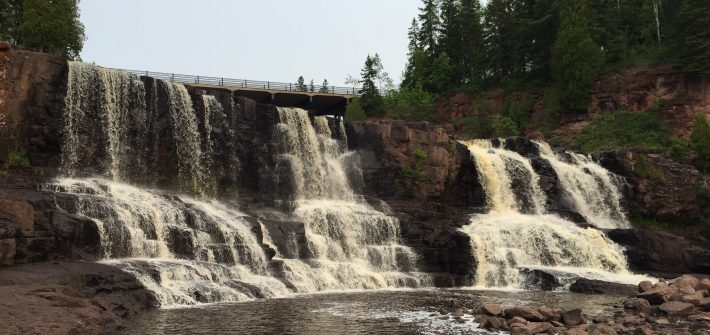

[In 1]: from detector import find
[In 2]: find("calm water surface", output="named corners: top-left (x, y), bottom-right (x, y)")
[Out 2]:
top-left (123, 289), bottom-right (623, 335)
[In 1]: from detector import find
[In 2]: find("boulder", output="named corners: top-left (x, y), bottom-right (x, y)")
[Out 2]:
top-left (513, 322), bottom-right (553, 335)
top-left (562, 309), bottom-right (586, 327)
top-left (672, 275), bottom-right (699, 288)
top-left (659, 301), bottom-right (695, 315)
top-left (622, 315), bottom-right (645, 326)
top-left (481, 316), bottom-right (505, 330)
top-left (638, 281), bottom-right (654, 293)
top-left (570, 278), bottom-right (637, 296)
top-left (566, 328), bottom-right (589, 335)
top-left (538, 306), bottom-right (561, 322)
top-left (623, 298), bottom-right (651, 312)
top-left (698, 278), bottom-right (710, 291)
top-left (504, 306), bottom-right (546, 322)
top-left (508, 316), bottom-right (528, 325)
top-left (593, 313), bottom-right (609, 324)
top-left (588, 324), bottom-right (618, 335)
top-left (478, 303), bottom-right (503, 317)
top-left (681, 292), bottom-right (705, 306)
top-left (637, 288), bottom-right (673, 305)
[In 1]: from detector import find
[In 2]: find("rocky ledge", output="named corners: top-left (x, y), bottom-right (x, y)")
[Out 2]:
top-left (453, 275), bottom-right (710, 335)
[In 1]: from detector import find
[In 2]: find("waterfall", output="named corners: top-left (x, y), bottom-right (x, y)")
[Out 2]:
top-left (270, 107), bottom-right (429, 291)
top-left (64, 62), bottom-right (147, 180)
top-left (460, 139), bottom-right (644, 289)
top-left (535, 141), bottom-right (629, 229)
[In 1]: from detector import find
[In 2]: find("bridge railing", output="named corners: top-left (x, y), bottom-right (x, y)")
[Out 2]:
top-left (114, 69), bottom-right (362, 96)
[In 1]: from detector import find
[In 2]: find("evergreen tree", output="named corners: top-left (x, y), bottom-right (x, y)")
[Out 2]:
top-left (691, 117), bottom-right (710, 172)
top-left (551, 0), bottom-right (604, 112)
top-left (417, 0), bottom-right (441, 56)
top-left (358, 55), bottom-right (384, 117)
top-left (17, 0), bottom-right (85, 60)
top-left (459, 0), bottom-right (484, 82)
top-left (319, 79), bottom-right (330, 93)
top-left (439, 0), bottom-right (461, 69)
top-left (296, 76), bottom-right (307, 92)
top-left (309, 79), bottom-right (315, 92)
top-left (671, 0), bottom-right (710, 73)
top-left (0, 0), bottom-right (20, 41)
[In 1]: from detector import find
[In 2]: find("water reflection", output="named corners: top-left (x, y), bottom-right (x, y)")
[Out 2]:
top-left (123, 289), bottom-right (622, 335)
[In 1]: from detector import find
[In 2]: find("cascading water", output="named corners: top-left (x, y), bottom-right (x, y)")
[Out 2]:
top-left (536, 141), bottom-right (629, 229)
top-left (270, 107), bottom-right (429, 291)
top-left (460, 139), bottom-right (646, 289)
top-left (56, 64), bottom-right (428, 307)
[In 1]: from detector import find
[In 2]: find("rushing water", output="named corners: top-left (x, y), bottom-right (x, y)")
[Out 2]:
top-left (120, 289), bottom-right (623, 335)
top-left (459, 140), bottom-right (647, 289)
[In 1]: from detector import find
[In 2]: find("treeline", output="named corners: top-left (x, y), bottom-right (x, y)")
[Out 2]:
top-left (0, 0), bottom-right (85, 60)
top-left (401, 0), bottom-right (710, 112)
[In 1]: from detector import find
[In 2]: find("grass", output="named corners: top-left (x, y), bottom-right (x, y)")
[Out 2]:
top-left (633, 155), bottom-right (666, 183)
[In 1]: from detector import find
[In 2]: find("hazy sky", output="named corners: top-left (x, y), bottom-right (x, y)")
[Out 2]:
top-left (79, 1), bottom-right (421, 87)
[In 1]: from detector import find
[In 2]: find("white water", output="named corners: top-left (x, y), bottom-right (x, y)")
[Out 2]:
top-left (64, 62), bottom-right (147, 180)
top-left (536, 141), bottom-right (629, 229)
top-left (271, 108), bottom-right (429, 290)
top-left (460, 139), bottom-right (644, 289)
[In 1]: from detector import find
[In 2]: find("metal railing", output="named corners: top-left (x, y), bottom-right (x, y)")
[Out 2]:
top-left (113, 69), bottom-right (362, 96)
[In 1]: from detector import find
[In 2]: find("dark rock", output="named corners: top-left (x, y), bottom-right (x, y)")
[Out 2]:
top-left (520, 268), bottom-right (563, 291)
top-left (562, 308), bottom-right (586, 327)
top-left (570, 278), bottom-right (637, 296)
top-left (588, 324), bottom-right (617, 335)
top-left (638, 289), bottom-right (671, 305)
top-left (593, 313), bottom-right (610, 324)
top-left (638, 281), bottom-right (654, 293)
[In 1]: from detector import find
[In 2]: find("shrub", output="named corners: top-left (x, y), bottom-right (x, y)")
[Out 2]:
top-left (503, 94), bottom-right (534, 133)
top-left (345, 98), bottom-right (367, 122)
top-left (6, 151), bottom-right (29, 167)
top-left (691, 117), bottom-right (710, 172)
top-left (575, 111), bottom-right (683, 154)
top-left (633, 155), bottom-right (665, 183)
top-left (384, 85), bottom-right (437, 122)
top-left (492, 116), bottom-right (519, 137)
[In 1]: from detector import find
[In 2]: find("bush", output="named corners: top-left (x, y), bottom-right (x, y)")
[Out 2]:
top-left (455, 115), bottom-right (494, 138)
top-left (384, 85), bottom-right (437, 122)
top-left (691, 117), bottom-right (710, 172)
top-left (6, 151), bottom-right (29, 167)
top-left (575, 111), bottom-right (684, 154)
top-left (633, 155), bottom-right (665, 183)
top-left (502, 94), bottom-right (534, 132)
top-left (492, 116), bottom-right (519, 137)
top-left (400, 150), bottom-right (430, 182)
top-left (344, 98), bottom-right (367, 122)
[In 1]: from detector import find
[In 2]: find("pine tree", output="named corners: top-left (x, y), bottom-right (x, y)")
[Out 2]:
top-left (551, 0), bottom-right (604, 112)
top-left (417, 0), bottom-right (441, 56)
top-left (309, 79), bottom-right (315, 92)
top-left (671, 0), bottom-right (710, 73)
top-left (439, 0), bottom-right (461, 69)
top-left (459, 0), bottom-right (484, 82)
top-left (17, 0), bottom-right (85, 60)
top-left (319, 79), bottom-right (330, 93)
top-left (296, 76), bottom-right (307, 92)
top-left (358, 55), bottom-right (384, 117)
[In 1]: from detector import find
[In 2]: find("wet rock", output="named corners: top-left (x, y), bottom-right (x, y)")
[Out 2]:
top-left (622, 315), bottom-right (645, 326)
top-left (566, 327), bottom-right (589, 335)
top-left (508, 316), bottom-right (528, 325)
top-left (687, 313), bottom-right (710, 322)
top-left (562, 308), bottom-right (587, 327)
top-left (672, 275), bottom-right (700, 289)
top-left (594, 313), bottom-right (610, 324)
top-left (638, 289), bottom-right (671, 305)
top-left (570, 278), bottom-right (637, 296)
top-left (682, 292), bottom-right (706, 305)
top-left (520, 268), bottom-right (563, 291)
top-left (659, 301), bottom-right (694, 315)
top-left (513, 322), bottom-right (553, 335)
top-left (481, 316), bottom-right (505, 330)
top-left (505, 306), bottom-right (546, 322)
top-left (478, 303), bottom-right (503, 317)
top-left (697, 278), bottom-right (710, 291)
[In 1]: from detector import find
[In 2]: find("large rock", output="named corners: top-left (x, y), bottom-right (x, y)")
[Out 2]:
top-left (505, 306), bottom-right (546, 322)
top-left (659, 301), bottom-right (695, 315)
top-left (570, 278), bottom-right (637, 296)
top-left (562, 309), bottom-right (586, 327)
top-left (478, 304), bottom-right (503, 317)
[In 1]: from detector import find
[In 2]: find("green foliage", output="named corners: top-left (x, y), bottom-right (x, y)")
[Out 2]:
top-left (551, 0), bottom-right (605, 112)
top-left (632, 216), bottom-right (673, 230)
top-left (456, 115), bottom-right (494, 138)
top-left (296, 76), bottom-right (307, 92)
top-left (690, 117), bottom-right (710, 172)
top-left (502, 94), bottom-right (534, 133)
top-left (16, 0), bottom-right (85, 60)
top-left (491, 115), bottom-right (519, 137)
top-left (384, 85), bottom-right (437, 122)
top-left (400, 150), bottom-right (430, 182)
top-left (575, 111), bottom-right (680, 154)
top-left (697, 185), bottom-right (710, 201)
top-left (541, 87), bottom-right (561, 136)
top-left (344, 98), bottom-right (367, 122)
top-left (358, 55), bottom-right (385, 117)
top-left (319, 79), bottom-right (330, 93)
top-left (6, 151), bottom-right (29, 167)
top-left (633, 155), bottom-right (665, 183)
top-left (670, 0), bottom-right (710, 73)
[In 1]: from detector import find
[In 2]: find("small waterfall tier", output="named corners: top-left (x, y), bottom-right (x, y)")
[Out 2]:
top-left (459, 139), bottom-right (648, 289)
top-left (269, 108), bottom-right (430, 291)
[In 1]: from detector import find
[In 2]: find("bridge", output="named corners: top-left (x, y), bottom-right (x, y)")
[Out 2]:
top-left (117, 69), bottom-right (360, 118)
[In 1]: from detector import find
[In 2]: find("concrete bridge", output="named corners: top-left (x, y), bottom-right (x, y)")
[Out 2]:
top-left (119, 69), bottom-right (358, 118)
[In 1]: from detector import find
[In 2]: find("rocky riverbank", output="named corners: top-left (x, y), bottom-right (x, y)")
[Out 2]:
top-left (0, 261), bottom-right (156, 335)
top-left (435, 275), bottom-right (710, 334)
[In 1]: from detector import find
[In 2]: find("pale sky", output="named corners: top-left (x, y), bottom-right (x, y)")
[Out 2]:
top-left (79, 1), bottom-right (421, 87)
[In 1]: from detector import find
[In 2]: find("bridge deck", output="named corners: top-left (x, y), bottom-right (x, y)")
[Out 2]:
top-left (116, 69), bottom-right (357, 116)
